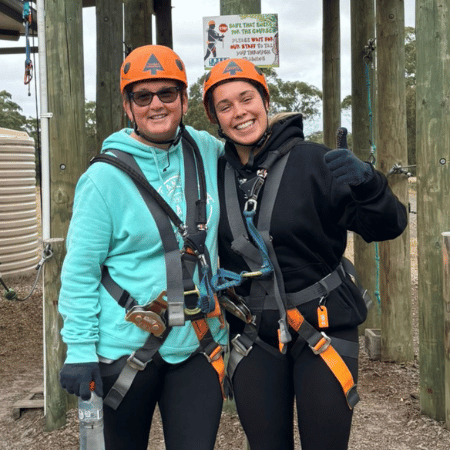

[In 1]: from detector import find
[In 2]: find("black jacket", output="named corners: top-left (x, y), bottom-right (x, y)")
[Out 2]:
top-left (217, 114), bottom-right (408, 342)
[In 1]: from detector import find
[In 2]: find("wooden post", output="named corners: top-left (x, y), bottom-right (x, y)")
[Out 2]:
top-left (220, 0), bottom-right (261, 14)
top-left (96, 0), bottom-right (124, 154)
top-left (375, 0), bottom-right (413, 363)
top-left (154, 0), bottom-right (172, 48)
top-left (351, 0), bottom-right (380, 331)
top-left (124, 0), bottom-right (154, 50)
top-left (441, 232), bottom-right (450, 429)
top-left (416, 0), bottom-right (450, 422)
top-left (44, 0), bottom-right (87, 431)
top-left (322, 0), bottom-right (340, 148)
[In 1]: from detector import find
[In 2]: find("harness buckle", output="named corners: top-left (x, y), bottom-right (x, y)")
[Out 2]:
top-left (127, 352), bottom-right (147, 371)
top-left (231, 334), bottom-right (253, 357)
top-left (310, 332), bottom-right (332, 355)
top-left (204, 344), bottom-right (224, 363)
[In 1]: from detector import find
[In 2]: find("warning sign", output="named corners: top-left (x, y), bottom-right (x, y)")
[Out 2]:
top-left (203, 14), bottom-right (279, 69)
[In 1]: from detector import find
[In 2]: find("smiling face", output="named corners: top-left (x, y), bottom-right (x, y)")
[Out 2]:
top-left (124, 79), bottom-right (188, 148)
top-left (212, 80), bottom-right (269, 161)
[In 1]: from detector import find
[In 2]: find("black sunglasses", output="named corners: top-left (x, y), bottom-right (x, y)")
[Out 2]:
top-left (129, 86), bottom-right (181, 107)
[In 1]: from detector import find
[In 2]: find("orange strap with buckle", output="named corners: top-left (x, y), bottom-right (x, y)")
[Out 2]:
top-left (192, 318), bottom-right (227, 399)
top-left (286, 308), bottom-right (358, 409)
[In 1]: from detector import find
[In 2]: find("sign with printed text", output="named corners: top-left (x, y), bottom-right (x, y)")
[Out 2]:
top-left (203, 14), bottom-right (279, 69)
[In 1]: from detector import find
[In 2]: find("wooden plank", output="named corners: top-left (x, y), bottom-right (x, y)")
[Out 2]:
top-left (375, 0), bottom-right (412, 363)
top-left (124, 0), bottom-right (154, 50)
top-left (416, 0), bottom-right (450, 422)
top-left (12, 386), bottom-right (45, 420)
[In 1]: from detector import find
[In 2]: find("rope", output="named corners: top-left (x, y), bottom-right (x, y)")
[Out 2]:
top-left (0, 245), bottom-right (53, 302)
top-left (364, 46), bottom-right (381, 308)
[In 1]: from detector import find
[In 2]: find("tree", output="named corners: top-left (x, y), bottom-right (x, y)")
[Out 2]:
top-left (405, 27), bottom-right (416, 173)
top-left (184, 73), bottom-right (220, 138)
top-left (0, 90), bottom-right (28, 132)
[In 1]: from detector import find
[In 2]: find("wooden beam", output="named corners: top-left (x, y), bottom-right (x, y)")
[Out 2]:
top-left (351, 0), bottom-right (379, 332)
top-left (44, 0), bottom-right (87, 431)
top-left (96, 0), bottom-right (124, 155)
top-left (154, 0), bottom-right (172, 47)
top-left (375, 0), bottom-right (412, 363)
top-left (416, 0), bottom-right (450, 422)
top-left (322, 0), bottom-right (341, 148)
top-left (124, 0), bottom-right (154, 51)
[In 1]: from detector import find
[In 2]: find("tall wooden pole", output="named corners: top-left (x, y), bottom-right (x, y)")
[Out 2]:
top-left (124, 0), bottom-right (154, 50)
top-left (375, 0), bottom-right (413, 363)
top-left (220, 0), bottom-right (261, 14)
top-left (96, 0), bottom-right (124, 153)
top-left (322, 0), bottom-right (340, 148)
top-left (44, 0), bottom-right (87, 431)
top-left (416, 0), bottom-right (450, 422)
top-left (154, 0), bottom-right (172, 48)
top-left (351, 0), bottom-right (379, 331)
top-left (441, 232), bottom-right (450, 429)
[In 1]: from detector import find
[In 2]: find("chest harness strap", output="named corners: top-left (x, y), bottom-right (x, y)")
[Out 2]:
top-left (91, 133), bottom-right (227, 409)
top-left (222, 138), bottom-right (361, 409)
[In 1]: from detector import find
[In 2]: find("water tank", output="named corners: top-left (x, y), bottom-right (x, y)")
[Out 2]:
top-left (0, 127), bottom-right (40, 278)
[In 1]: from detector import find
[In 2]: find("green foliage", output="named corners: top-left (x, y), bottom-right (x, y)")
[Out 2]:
top-left (405, 27), bottom-right (416, 172)
top-left (267, 77), bottom-right (322, 119)
top-left (85, 100), bottom-right (98, 160)
top-left (0, 90), bottom-right (28, 132)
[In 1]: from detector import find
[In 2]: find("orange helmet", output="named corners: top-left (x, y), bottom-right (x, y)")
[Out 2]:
top-left (203, 58), bottom-right (270, 123)
top-left (208, 20), bottom-right (215, 26)
top-left (120, 45), bottom-right (187, 94)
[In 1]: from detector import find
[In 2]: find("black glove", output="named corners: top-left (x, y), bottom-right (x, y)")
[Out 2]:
top-left (60, 362), bottom-right (103, 400)
top-left (324, 148), bottom-right (374, 186)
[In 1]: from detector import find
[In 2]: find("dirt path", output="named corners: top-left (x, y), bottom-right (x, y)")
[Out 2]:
top-left (1, 187), bottom-right (449, 449)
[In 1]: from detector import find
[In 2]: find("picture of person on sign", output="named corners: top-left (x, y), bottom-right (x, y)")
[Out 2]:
top-left (204, 20), bottom-right (226, 61)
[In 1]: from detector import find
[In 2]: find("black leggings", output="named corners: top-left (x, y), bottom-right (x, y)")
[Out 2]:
top-left (232, 328), bottom-right (358, 450)
top-left (100, 353), bottom-right (223, 450)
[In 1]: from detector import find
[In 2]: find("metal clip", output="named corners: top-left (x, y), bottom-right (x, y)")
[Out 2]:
top-left (310, 332), bottom-right (332, 355)
top-left (232, 334), bottom-right (253, 357)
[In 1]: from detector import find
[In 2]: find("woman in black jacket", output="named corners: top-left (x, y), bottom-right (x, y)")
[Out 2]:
top-left (202, 58), bottom-right (407, 450)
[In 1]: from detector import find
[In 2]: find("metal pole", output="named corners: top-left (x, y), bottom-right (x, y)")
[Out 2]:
top-left (36, 0), bottom-right (51, 243)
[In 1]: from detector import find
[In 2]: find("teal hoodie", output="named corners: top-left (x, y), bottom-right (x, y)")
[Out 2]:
top-left (59, 127), bottom-right (227, 365)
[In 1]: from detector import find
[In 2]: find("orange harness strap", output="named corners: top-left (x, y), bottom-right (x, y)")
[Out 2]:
top-left (192, 317), bottom-right (227, 399)
top-left (286, 308), bottom-right (359, 409)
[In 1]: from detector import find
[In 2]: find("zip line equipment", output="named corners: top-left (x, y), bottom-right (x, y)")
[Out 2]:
top-left (219, 137), bottom-right (370, 409)
top-left (23, 1), bottom-right (33, 90)
top-left (0, 244), bottom-right (53, 302)
top-left (363, 39), bottom-right (382, 308)
top-left (90, 128), bottom-right (228, 407)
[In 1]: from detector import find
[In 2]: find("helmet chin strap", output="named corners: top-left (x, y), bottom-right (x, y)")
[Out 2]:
top-left (134, 121), bottom-right (184, 147)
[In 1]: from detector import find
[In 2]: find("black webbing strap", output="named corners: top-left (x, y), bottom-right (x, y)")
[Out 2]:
top-left (225, 138), bottom-right (361, 408)
top-left (105, 149), bottom-right (186, 326)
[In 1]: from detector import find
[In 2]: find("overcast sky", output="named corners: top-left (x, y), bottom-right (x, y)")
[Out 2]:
top-left (1, 0), bottom-right (415, 134)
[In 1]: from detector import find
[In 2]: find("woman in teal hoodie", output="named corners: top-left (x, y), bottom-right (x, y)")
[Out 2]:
top-left (59, 45), bottom-right (227, 450)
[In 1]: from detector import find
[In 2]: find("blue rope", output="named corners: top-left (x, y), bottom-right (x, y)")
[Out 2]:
top-left (211, 209), bottom-right (274, 292)
top-left (365, 59), bottom-right (381, 307)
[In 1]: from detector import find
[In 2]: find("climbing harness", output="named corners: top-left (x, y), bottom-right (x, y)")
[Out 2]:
top-left (0, 244), bottom-right (53, 301)
top-left (221, 137), bottom-right (369, 409)
top-left (23, 1), bottom-right (33, 90)
top-left (90, 129), bottom-right (228, 408)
